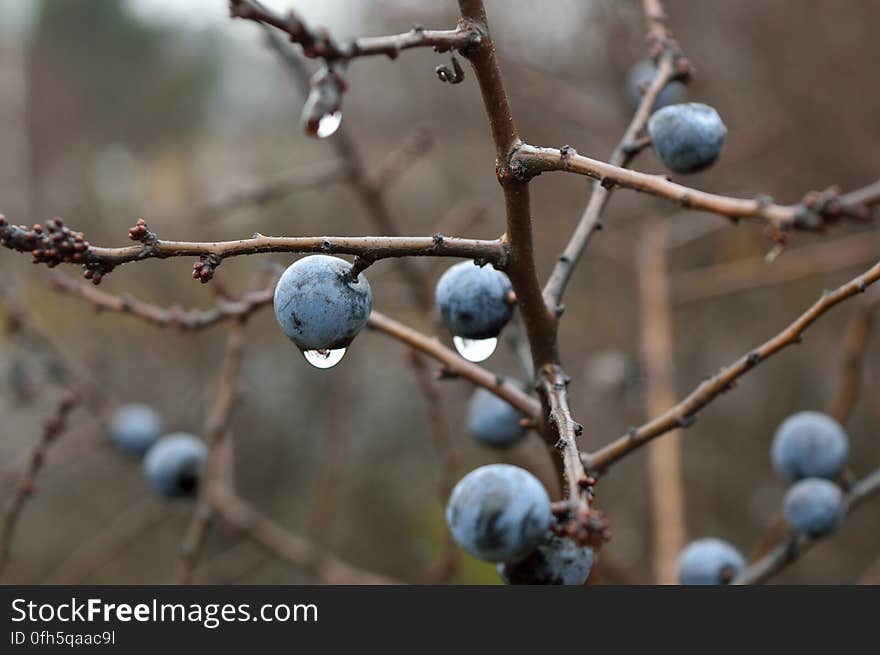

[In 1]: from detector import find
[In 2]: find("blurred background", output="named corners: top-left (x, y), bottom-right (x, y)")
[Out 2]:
top-left (0, 0), bottom-right (878, 584)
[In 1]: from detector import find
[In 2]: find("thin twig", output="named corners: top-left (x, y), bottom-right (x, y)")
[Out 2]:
top-left (230, 0), bottom-right (476, 62)
top-left (511, 145), bottom-right (880, 234)
top-left (0, 389), bottom-right (81, 576)
top-left (51, 273), bottom-right (274, 331)
top-left (367, 310), bottom-right (540, 418)
top-left (0, 216), bottom-right (505, 283)
top-left (586, 259), bottom-right (880, 472)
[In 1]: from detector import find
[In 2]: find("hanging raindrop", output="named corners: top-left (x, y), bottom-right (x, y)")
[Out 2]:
top-left (316, 111), bottom-right (342, 138)
top-left (453, 336), bottom-right (498, 363)
top-left (302, 348), bottom-right (346, 369)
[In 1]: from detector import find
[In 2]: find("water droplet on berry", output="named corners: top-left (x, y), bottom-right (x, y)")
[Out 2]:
top-left (453, 336), bottom-right (497, 363)
top-left (315, 111), bottom-right (342, 138)
top-left (302, 347), bottom-right (346, 369)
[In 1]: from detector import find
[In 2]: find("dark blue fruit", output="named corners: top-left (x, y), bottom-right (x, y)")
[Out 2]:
top-left (435, 261), bottom-right (513, 339)
top-left (446, 464), bottom-right (551, 563)
top-left (677, 538), bottom-right (746, 585)
top-left (498, 533), bottom-right (594, 585)
top-left (143, 433), bottom-right (207, 500)
top-left (109, 403), bottom-right (163, 456)
top-left (273, 255), bottom-right (372, 351)
top-left (771, 411), bottom-right (849, 482)
top-left (647, 102), bottom-right (726, 174)
top-left (467, 387), bottom-right (526, 448)
top-left (784, 478), bottom-right (844, 536)
top-left (625, 59), bottom-right (686, 111)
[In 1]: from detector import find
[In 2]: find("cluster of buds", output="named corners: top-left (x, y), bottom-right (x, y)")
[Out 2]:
top-left (0, 216), bottom-right (91, 269)
top-left (128, 217), bottom-right (156, 243)
top-left (192, 255), bottom-right (221, 284)
top-left (551, 501), bottom-right (611, 549)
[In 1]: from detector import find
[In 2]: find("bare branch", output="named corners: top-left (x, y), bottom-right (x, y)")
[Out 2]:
top-left (511, 146), bottom-right (880, 235)
top-left (50, 273), bottom-right (274, 331)
top-left (543, 0), bottom-right (689, 307)
top-left (367, 310), bottom-right (540, 418)
top-left (0, 389), bottom-right (81, 576)
top-left (0, 215), bottom-right (505, 283)
top-left (229, 0), bottom-right (477, 62)
top-left (586, 259), bottom-right (880, 472)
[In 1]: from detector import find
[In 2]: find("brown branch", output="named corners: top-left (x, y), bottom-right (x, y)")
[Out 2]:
top-left (50, 273), bottom-right (274, 331)
top-left (510, 146), bottom-right (880, 234)
top-left (671, 231), bottom-right (880, 305)
top-left (733, 467), bottom-right (880, 585)
top-left (637, 219), bottom-right (686, 584)
top-left (0, 389), bottom-right (81, 577)
top-left (585, 259), bottom-right (880, 472)
top-left (230, 0), bottom-right (476, 62)
top-left (826, 294), bottom-right (878, 423)
top-left (210, 485), bottom-right (400, 584)
top-left (457, 0), bottom-right (596, 538)
top-left (543, 5), bottom-right (686, 307)
top-left (367, 309), bottom-right (540, 418)
top-left (0, 216), bottom-right (505, 283)
top-left (178, 323), bottom-right (247, 584)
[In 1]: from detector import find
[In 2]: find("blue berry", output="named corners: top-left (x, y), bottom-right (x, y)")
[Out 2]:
top-left (273, 255), bottom-right (372, 351)
top-left (446, 464), bottom-right (552, 563)
top-left (625, 60), bottom-right (686, 111)
top-left (771, 411), bottom-right (849, 482)
top-left (467, 387), bottom-right (526, 448)
top-left (109, 403), bottom-right (163, 456)
top-left (647, 102), bottom-right (726, 174)
top-left (677, 538), bottom-right (746, 585)
top-left (784, 478), bottom-right (844, 536)
top-left (143, 433), bottom-right (207, 500)
top-left (435, 261), bottom-right (513, 339)
top-left (498, 533), bottom-right (594, 585)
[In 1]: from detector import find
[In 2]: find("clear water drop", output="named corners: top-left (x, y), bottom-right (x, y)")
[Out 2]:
top-left (302, 348), bottom-right (346, 369)
top-left (316, 111), bottom-right (342, 138)
top-left (453, 336), bottom-right (498, 363)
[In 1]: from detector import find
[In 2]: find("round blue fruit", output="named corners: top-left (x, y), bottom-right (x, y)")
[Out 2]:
top-left (467, 387), bottom-right (526, 448)
top-left (625, 59), bottom-right (686, 111)
top-left (446, 464), bottom-right (552, 563)
top-left (143, 433), bottom-right (207, 500)
top-left (784, 478), bottom-right (844, 536)
top-left (435, 261), bottom-right (513, 339)
top-left (273, 255), bottom-right (372, 351)
top-left (771, 411), bottom-right (849, 482)
top-left (109, 403), bottom-right (163, 456)
top-left (498, 533), bottom-right (594, 585)
top-left (677, 538), bottom-right (746, 585)
top-left (647, 102), bottom-right (726, 174)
